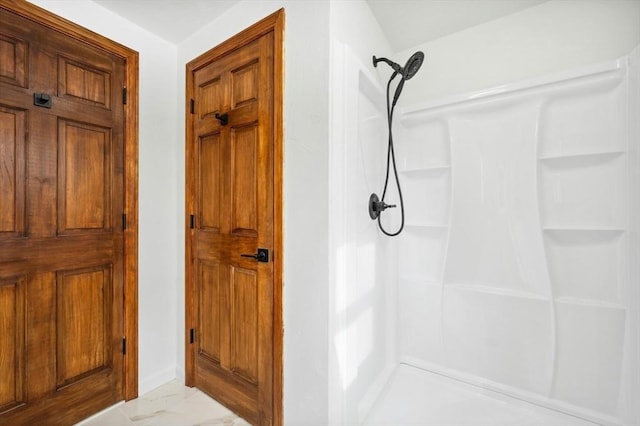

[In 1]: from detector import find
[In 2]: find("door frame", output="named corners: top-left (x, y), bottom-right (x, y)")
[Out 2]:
top-left (0, 0), bottom-right (140, 400)
top-left (185, 8), bottom-right (284, 425)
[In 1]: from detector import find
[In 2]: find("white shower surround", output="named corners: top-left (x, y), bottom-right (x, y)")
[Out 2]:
top-left (330, 44), bottom-right (640, 426)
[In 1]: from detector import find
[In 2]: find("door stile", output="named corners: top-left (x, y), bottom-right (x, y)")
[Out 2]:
top-left (185, 67), bottom-right (197, 387)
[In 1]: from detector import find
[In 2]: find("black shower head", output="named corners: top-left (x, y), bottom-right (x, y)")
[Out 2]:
top-left (403, 51), bottom-right (424, 80)
top-left (373, 51), bottom-right (424, 80)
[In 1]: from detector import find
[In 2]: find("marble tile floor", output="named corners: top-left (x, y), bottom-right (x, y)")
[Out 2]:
top-left (75, 380), bottom-right (251, 426)
top-left (78, 367), bottom-right (599, 426)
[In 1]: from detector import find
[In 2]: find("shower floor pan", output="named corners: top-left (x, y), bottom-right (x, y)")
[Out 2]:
top-left (363, 364), bottom-right (597, 426)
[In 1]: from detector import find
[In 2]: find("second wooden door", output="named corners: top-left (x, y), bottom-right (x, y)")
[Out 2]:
top-left (185, 10), bottom-right (283, 426)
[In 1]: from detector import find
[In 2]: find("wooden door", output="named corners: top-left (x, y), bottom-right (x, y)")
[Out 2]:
top-left (0, 5), bottom-right (130, 424)
top-left (185, 10), bottom-right (284, 426)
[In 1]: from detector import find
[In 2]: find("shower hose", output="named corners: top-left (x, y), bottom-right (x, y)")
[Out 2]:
top-left (377, 73), bottom-right (405, 236)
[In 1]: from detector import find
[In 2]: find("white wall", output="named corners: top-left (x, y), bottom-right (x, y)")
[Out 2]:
top-left (396, 0), bottom-right (640, 105)
top-left (330, 0), bottom-right (393, 78)
top-left (27, 0), bottom-right (180, 396)
top-left (176, 1), bottom-right (331, 424)
top-left (328, 2), bottom-right (399, 425)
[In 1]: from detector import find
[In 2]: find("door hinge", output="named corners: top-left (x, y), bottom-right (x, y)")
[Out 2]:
top-left (190, 99), bottom-right (195, 114)
top-left (122, 87), bottom-right (128, 104)
top-left (190, 328), bottom-right (195, 344)
top-left (122, 337), bottom-right (127, 355)
top-left (122, 213), bottom-right (127, 230)
top-left (190, 214), bottom-right (195, 229)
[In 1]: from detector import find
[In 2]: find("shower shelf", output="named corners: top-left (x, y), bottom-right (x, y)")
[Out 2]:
top-left (399, 165), bottom-right (450, 174)
top-left (399, 276), bottom-right (442, 286)
top-left (444, 282), bottom-right (549, 301)
top-left (537, 150), bottom-right (625, 163)
top-left (542, 227), bottom-right (625, 236)
top-left (554, 297), bottom-right (626, 310)
top-left (405, 223), bottom-right (448, 230)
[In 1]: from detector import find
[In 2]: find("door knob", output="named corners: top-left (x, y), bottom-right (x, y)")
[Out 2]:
top-left (240, 248), bottom-right (269, 263)
top-left (34, 93), bottom-right (52, 108)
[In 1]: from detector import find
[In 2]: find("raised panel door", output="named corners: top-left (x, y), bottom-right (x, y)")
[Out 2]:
top-left (186, 15), bottom-right (282, 424)
top-left (0, 7), bottom-right (127, 424)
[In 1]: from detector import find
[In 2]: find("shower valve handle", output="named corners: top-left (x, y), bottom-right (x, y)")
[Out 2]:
top-left (368, 193), bottom-right (396, 220)
top-left (377, 201), bottom-right (396, 209)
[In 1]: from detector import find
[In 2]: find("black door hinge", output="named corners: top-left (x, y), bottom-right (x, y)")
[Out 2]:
top-left (122, 87), bottom-right (128, 104)
top-left (122, 213), bottom-right (127, 230)
top-left (122, 337), bottom-right (127, 355)
top-left (190, 99), bottom-right (195, 114)
top-left (190, 328), bottom-right (195, 344)
top-left (190, 214), bottom-right (195, 229)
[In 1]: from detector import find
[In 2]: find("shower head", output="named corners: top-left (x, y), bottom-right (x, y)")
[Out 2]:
top-left (372, 51), bottom-right (424, 81)
top-left (403, 51), bottom-right (424, 80)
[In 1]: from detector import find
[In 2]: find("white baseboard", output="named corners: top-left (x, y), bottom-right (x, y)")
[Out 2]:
top-left (175, 365), bottom-right (186, 385)
top-left (138, 366), bottom-right (177, 396)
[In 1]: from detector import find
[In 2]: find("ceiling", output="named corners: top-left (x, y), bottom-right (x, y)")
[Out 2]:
top-left (92, 0), bottom-right (238, 44)
top-left (93, 0), bottom-right (547, 48)
top-left (367, 0), bottom-right (547, 51)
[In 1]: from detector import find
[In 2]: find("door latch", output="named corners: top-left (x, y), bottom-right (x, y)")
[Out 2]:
top-left (240, 248), bottom-right (269, 263)
top-left (34, 93), bottom-right (52, 108)
top-left (214, 112), bottom-right (228, 125)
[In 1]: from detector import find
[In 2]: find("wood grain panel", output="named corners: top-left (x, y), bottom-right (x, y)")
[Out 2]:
top-left (24, 273), bottom-right (55, 401)
top-left (198, 261), bottom-right (222, 363)
top-left (231, 125), bottom-right (257, 235)
top-left (0, 106), bottom-right (25, 236)
top-left (56, 266), bottom-right (111, 388)
top-left (231, 61), bottom-right (258, 109)
top-left (58, 57), bottom-right (110, 108)
top-left (230, 266), bottom-right (258, 384)
top-left (0, 276), bottom-right (26, 414)
top-left (58, 120), bottom-right (111, 233)
top-left (0, 33), bottom-right (27, 87)
top-left (199, 77), bottom-right (223, 119)
top-left (199, 133), bottom-right (222, 231)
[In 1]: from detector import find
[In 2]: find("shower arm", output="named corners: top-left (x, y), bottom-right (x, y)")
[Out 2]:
top-left (372, 56), bottom-right (403, 74)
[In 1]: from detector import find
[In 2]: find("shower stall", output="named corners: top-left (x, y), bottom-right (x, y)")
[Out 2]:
top-left (329, 3), bottom-right (640, 426)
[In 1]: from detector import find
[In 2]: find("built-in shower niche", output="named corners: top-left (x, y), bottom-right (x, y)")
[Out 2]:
top-left (536, 66), bottom-right (631, 420)
top-left (396, 118), bottom-right (451, 228)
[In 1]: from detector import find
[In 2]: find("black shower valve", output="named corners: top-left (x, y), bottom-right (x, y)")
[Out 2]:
top-left (368, 193), bottom-right (396, 220)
